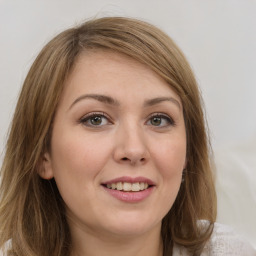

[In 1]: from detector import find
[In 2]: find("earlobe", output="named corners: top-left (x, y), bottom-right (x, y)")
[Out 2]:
top-left (37, 152), bottom-right (54, 180)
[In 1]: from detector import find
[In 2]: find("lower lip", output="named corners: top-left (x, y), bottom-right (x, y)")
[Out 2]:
top-left (102, 186), bottom-right (154, 203)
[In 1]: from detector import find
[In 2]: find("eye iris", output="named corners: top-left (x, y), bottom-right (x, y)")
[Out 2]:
top-left (91, 116), bottom-right (102, 125)
top-left (151, 117), bottom-right (161, 126)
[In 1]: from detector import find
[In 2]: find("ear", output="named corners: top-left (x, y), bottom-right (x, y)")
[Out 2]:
top-left (37, 152), bottom-right (54, 180)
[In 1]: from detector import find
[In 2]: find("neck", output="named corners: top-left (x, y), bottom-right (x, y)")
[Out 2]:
top-left (69, 222), bottom-right (163, 256)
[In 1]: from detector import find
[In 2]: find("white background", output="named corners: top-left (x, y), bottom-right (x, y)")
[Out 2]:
top-left (0, 0), bottom-right (255, 248)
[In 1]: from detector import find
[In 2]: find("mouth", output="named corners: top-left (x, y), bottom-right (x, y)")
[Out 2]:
top-left (101, 177), bottom-right (155, 202)
top-left (101, 176), bottom-right (155, 192)
top-left (103, 182), bottom-right (152, 192)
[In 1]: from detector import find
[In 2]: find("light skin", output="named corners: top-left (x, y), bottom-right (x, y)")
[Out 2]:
top-left (39, 50), bottom-right (187, 256)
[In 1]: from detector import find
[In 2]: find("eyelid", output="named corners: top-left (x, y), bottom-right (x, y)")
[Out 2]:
top-left (146, 112), bottom-right (175, 126)
top-left (79, 112), bottom-right (113, 126)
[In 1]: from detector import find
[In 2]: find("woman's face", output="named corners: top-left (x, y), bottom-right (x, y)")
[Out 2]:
top-left (41, 51), bottom-right (187, 238)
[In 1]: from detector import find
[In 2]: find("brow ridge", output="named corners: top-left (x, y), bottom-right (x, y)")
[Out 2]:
top-left (144, 97), bottom-right (181, 109)
top-left (69, 94), bottom-right (120, 109)
top-left (69, 94), bottom-right (181, 110)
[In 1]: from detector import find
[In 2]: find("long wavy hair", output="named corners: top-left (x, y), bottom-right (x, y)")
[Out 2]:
top-left (0, 17), bottom-right (216, 256)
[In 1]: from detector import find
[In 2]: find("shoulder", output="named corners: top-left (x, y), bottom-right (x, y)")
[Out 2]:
top-left (202, 222), bottom-right (256, 256)
top-left (173, 222), bottom-right (256, 256)
top-left (0, 239), bottom-right (12, 256)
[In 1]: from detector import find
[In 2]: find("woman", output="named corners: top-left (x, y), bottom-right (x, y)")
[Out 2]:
top-left (0, 17), bottom-right (254, 256)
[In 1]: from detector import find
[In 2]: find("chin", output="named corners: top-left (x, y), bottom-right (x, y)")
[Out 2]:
top-left (101, 213), bottom-right (162, 237)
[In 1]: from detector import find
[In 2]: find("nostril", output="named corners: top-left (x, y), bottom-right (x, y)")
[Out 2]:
top-left (120, 157), bottom-right (146, 164)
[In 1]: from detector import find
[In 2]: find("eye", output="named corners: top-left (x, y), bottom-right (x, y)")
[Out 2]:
top-left (79, 112), bottom-right (111, 127)
top-left (146, 114), bottom-right (175, 127)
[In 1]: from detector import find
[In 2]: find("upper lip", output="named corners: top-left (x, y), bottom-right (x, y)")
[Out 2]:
top-left (102, 176), bottom-right (155, 186)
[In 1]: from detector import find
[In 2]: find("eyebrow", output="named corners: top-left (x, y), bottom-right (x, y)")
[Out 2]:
top-left (144, 97), bottom-right (181, 109)
top-left (69, 94), bottom-right (181, 110)
top-left (69, 94), bottom-right (120, 110)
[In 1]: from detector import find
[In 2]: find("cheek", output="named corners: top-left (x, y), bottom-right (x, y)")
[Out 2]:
top-left (50, 131), bottom-right (113, 182)
top-left (151, 137), bottom-right (186, 203)
top-left (49, 133), bottom-right (112, 211)
top-left (153, 137), bottom-right (186, 174)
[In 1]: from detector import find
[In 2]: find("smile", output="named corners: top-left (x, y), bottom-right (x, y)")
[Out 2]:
top-left (106, 182), bottom-right (149, 192)
top-left (101, 176), bottom-right (155, 202)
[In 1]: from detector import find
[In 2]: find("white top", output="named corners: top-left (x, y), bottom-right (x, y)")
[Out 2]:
top-left (1, 223), bottom-right (255, 255)
top-left (173, 222), bottom-right (256, 255)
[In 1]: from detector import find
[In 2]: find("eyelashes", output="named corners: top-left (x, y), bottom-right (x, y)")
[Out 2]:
top-left (79, 112), bottom-right (176, 128)
top-left (146, 113), bottom-right (175, 127)
top-left (79, 112), bottom-right (112, 127)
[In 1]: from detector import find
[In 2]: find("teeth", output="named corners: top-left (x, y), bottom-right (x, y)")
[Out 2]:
top-left (107, 183), bottom-right (116, 189)
top-left (131, 182), bottom-right (140, 192)
top-left (116, 182), bottom-right (122, 191)
top-left (105, 182), bottom-right (150, 191)
top-left (123, 182), bottom-right (132, 191)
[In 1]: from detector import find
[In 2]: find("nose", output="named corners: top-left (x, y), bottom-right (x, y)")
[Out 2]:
top-left (113, 122), bottom-right (149, 166)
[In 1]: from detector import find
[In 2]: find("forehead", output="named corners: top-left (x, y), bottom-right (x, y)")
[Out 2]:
top-left (61, 50), bottom-right (182, 106)
top-left (71, 49), bottom-right (162, 83)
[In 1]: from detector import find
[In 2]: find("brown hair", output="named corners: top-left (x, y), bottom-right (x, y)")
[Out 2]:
top-left (0, 17), bottom-right (216, 256)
